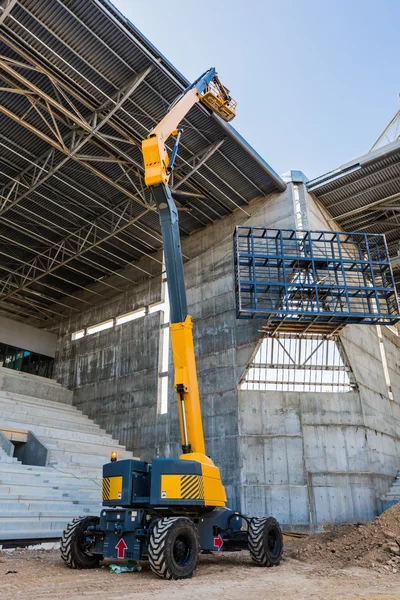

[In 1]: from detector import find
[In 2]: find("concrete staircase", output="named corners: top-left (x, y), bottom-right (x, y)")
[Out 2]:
top-left (378, 473), bottom-right (400, 514)
top-left (0, 368), bottom-right (135, 544)
top-left (0, 446), bottom-right (19, 464)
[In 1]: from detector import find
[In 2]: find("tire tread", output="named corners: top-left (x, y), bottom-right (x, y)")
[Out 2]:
top-left (148, 517), bottom-right (199, 580)
top-left (61, 516), bottom-right (101, 570)
top-left (248, 516), bottom-right (283, 567)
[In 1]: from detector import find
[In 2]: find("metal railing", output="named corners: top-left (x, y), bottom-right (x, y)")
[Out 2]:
top-left (234, 227), bottom-right (400, 333)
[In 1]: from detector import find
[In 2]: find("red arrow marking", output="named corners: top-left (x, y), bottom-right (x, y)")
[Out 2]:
top-left (214, 534), bottom-right (223, 551)
top-left (115, 538), bottom-right (128, 559)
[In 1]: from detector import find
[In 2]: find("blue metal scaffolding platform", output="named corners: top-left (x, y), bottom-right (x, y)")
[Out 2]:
top-left (234, 227), bottom-right (400, 335)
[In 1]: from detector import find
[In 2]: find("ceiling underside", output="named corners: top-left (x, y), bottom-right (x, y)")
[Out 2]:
top-left (307, 140), bottom-right (400, 294)
top-left (0, 0), bottom-right (285, 328)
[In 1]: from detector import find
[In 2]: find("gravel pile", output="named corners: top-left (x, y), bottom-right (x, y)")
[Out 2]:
top-left (286, 502), bottom-right (400, 573)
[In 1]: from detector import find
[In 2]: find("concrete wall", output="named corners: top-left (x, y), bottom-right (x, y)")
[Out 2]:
top-left (55, 186), bottom-right (296, 508)
top-left (238, 387), bottom-right (394, 529)
top-left (236, 178), bottom-right (400, 527)
top-left (236, 176), bottom-right (400, 528)
top-left (303, 180), bottom-right (400, 516)
top-left (238, 390), bottom-right (309, 529)
top-left (0, 316), bottom-right (57, 357)
top-left (56, 278), bottom-right (162, 461)
top-left (54, 175), bottom-right (400, 526)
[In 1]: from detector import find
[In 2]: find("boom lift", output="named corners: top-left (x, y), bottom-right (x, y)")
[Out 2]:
top-left (61, 68), bottom-right (283, 580)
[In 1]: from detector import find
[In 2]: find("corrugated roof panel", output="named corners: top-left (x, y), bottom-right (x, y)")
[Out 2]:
top-left (0, 0), bottom-right (285, 325)
top-left (308, 142), bottom-right (400, 293)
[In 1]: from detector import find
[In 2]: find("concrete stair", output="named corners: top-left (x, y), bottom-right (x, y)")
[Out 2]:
top-left (0, 367), bottom-right (72, 404)
top-left (0, 446), bottom-right (19, 464)
top-left (0, 370), bottom-right (136, 543)
top-left (378, 473), bottom-right (400, 514)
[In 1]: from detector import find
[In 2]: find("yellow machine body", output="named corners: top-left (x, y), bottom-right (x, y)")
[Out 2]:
top-left (169, 316), bottom-right (205, 455)
top-left (63, 68), bottom-right (284, 577)
top-left (142, 135), bottom-right (169, 187)
top-left (142, 88), bottom-right (198, 187)
top-left (102, 475), bottom-right (123, 502)
top-left (168, 317), bottom-right (227, 507)
top-left (160, 454), bottom-right (226, 507)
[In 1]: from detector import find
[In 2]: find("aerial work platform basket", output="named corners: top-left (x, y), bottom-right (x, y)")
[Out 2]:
top-left (234, 227), bottom-right (400, 335)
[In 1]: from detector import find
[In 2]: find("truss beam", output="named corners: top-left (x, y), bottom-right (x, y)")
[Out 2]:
top-left (370, 107), bottom-right (400, 151)
top-left (0, 206), bottom-right (150, 310)
top-left (0, 24), bottom-right (252, 216)
top-left (0, 32), bottom-right (212, 227)
top-left (0, 0), bottom-right (17, 25)
top-left (0, 60), bottom-right (154, 213)
top-left (172, 139), bottom-right (225, 191)
top-left (337, 192), bottom-right (400, 222)
top-left (0, 134), bottom-right (163, 254)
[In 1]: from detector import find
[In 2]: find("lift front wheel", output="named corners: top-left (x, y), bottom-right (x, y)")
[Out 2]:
top-left (61, 516), bottom-right (102, 569)
top-left (248, 517), bottom-right (283, 567)
top-left (148, 517), bottom-right (200, 580)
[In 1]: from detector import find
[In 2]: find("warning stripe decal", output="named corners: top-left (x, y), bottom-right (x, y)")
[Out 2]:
top-left (182, 482), bottom-right (198, 497)
top-left (102, 477), bottom-right (111, 501)
top-left (180, 475), bottom-right (204, 500)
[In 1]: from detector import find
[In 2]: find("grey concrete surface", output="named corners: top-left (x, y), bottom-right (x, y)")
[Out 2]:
top-left (0, 368), bottom-right (73, 404)
top-left (0, 429), bottom-right (13, 457)
top-left (0, 316), bottom-right (57, 357)
top-left (14, 431), bottom-right (49, 467)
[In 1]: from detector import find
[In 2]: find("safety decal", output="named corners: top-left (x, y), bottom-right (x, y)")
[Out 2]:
top-left (214, 534), bottom-right (223, 551)
top-left (180, 475), bottom-right (204, 500)
top-left (115, 538), bottom-right (127, 559)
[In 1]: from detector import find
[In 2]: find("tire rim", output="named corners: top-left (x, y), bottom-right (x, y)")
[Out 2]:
top-left (267, 527), bottom-right (281, 558)
top-left (173, 533), bottom-right (192, 567)
top-left (78, 518), bottom-right (97, 555)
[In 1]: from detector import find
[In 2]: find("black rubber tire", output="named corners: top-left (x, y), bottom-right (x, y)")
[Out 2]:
top-left (60, 516), bottom-right (102, 569)
top-left (148, 516), bottom-right (200, 580)
top-left (248, 517), bottom-right (283, 567)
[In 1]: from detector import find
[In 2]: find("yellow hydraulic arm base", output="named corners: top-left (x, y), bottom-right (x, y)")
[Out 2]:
top-left (170, 316), bottom-right (227, 507)
top-left (170, 316), bottom-right (205, 455)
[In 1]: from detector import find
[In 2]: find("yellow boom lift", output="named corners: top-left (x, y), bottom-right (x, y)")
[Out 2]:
top-left (61, 68), bottom-right (283, 580)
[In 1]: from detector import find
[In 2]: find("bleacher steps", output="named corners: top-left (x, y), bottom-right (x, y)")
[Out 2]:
top-left (0, 371), bottom-right (136, 543)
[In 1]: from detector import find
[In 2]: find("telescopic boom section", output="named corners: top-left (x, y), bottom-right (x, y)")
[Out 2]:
top-left (142, 68), bottom-right (236, 456)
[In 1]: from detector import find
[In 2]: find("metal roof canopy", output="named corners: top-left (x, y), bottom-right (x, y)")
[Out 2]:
top-left (307, 140), bottom-right (400, 294)
top-left (0, 0), bottom-right (285, 328)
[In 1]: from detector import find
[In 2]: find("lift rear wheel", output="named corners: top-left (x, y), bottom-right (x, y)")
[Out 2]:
top-left (61, 516), bottom-right (102, 569)
top-left (148, 517), bottom-right (200, 580)
top-left (248, 517), bottom-right (283, 567)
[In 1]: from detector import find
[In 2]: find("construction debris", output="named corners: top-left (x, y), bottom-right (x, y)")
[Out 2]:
top-left (109, 561), bottom-right (142, 574)
top-left (286, 502), bottom-right (400, 573)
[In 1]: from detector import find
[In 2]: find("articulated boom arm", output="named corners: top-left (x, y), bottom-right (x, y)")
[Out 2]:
top-left (142, 68), bottom-right (236, 187)
top-left (142, 68), bottom-right (236, 459)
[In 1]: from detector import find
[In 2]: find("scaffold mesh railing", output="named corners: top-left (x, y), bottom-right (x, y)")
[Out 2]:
top-left (234, 227), bottom-right (400, 334)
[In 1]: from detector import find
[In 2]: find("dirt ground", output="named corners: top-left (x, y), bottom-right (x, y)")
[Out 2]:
top-left (1, 545), bottom-right (400, 600)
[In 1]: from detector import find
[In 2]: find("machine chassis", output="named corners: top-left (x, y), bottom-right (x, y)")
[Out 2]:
top-left (61, 504), bottom-right (283, 579)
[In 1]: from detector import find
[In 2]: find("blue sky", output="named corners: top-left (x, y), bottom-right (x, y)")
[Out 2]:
top-left (113, 0), bottom-right (399, 180)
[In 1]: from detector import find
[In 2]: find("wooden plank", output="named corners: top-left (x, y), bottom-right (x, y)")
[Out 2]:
top-left (0, 427), bottom-right (28, 443)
